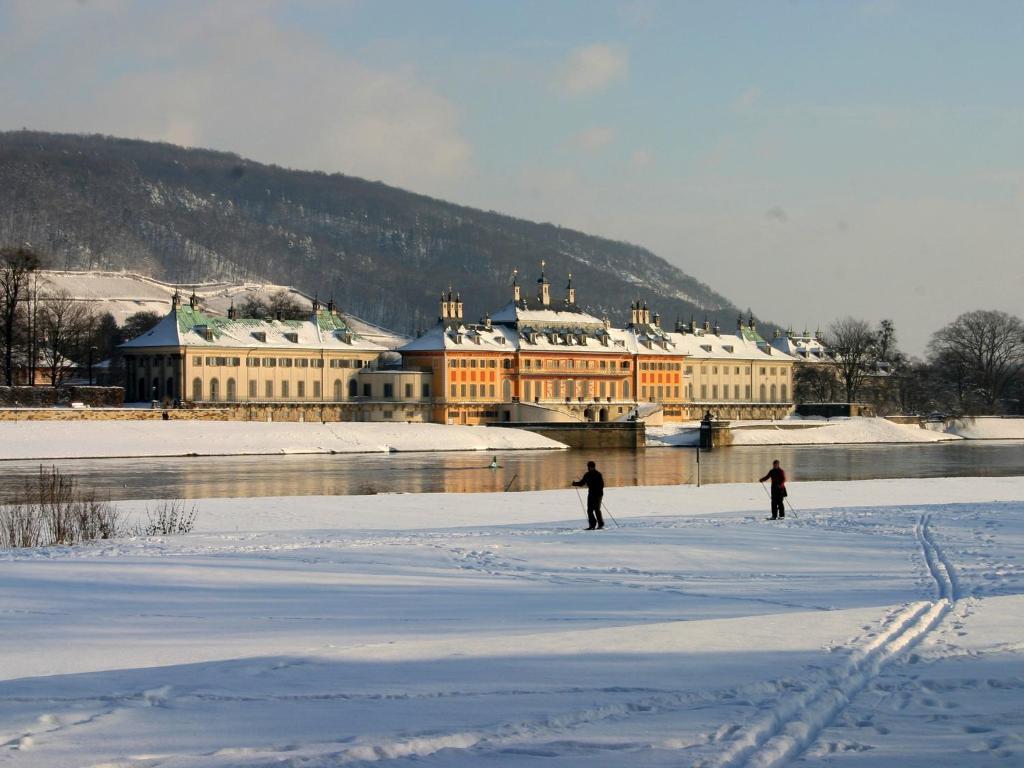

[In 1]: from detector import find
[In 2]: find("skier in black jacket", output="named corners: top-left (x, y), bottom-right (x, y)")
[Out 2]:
top-left (572, 461), bottom-right (605, 530)
top-left (759, 459), bottom-right (787, 520)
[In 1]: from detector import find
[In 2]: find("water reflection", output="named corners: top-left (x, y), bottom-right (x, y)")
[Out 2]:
top-left (1, 441), bottom-right (1022, 501)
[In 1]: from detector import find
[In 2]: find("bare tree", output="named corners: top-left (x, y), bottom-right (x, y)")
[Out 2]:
top-left (0, 247), bottom-right (42, 385)
top-left (39, 291), bottom-right (97, 387)
top-left (822, 317), bottom-right (877, 402)
top-left (927, 310), bottom-right (1024, 411)
top-left (793, 364), bottom-right (840, 403)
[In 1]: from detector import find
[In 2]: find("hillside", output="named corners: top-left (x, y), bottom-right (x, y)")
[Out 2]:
top-left (0, 131), bottom-right (744, 335)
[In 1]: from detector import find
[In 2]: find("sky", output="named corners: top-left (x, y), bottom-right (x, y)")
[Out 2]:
top-left (1, 0), bottom-right (1022, 355)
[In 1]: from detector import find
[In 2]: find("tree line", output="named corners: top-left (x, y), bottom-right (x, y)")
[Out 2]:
top-left (798, 313), bottom-right (1024, 416)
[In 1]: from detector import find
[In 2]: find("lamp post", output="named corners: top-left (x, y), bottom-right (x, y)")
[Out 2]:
top-left (88, 346), bottom-right (97, 385)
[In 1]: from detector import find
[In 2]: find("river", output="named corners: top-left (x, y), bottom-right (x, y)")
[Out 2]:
top-left (1, 441), bottom-right (1022, 501)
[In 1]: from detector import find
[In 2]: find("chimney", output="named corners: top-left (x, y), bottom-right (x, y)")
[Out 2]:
top-left (703, 317), bottom-right (711, 332)
top-left (171, 290), bottom-right (182, 311)
top-left (189, 290), bottom-right (198, 310)
top-left (227, 303), bottom-right (237, 320)
top-left (327, 297), bottom-right (337, 316)
top-left (653, 312), bottom-right (661, 328)
top-left (483, 313), bottom-right (492, 330)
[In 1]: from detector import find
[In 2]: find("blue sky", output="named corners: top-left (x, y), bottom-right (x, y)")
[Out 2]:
top-left (2, 0), bottom-right (1022, 353)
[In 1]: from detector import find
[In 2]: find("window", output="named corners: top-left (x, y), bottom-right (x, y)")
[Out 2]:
top-left (781, 384), bottom-right (788, 401)
top-left (226, 378), bottom-right (236, 400)
top-left (363, 384), bottom-right (372, 397)
top-left (249, 358), bottom-right (260, 368)
top-left (760, 367), bottom-right (766, 376)
top-left (502, 359), bottom-right (511, 369)
top-left (266, 381), bottom-right (274, 398)
top-left (700, 384), bottom-right (707, 399)
top-left (735, 366), bottom-right (740, 375)
top-left (770, 367), bottom-right (777, 376)
top-left (470, 384), bottom-right (477, 398)
top-left (297, 381), bottom-right (305, 398)
top-left (489, 384), bottom-right (495, 397)
top-left (488, 360), bottom-right (496, 368)
top-left (524, 381), bottom-right (532, 401)
top-left (470, 359), bottom-right (477, 368)
top-left (450, 360), bottom-right (458, 368)
top-left (383, 383), bottom-right (394, 399)
top-left (334, 380), bottom-right (343, 400)
top-left (348, 379), bottom-right (358, 398)
top-left (405, 383), bottom-right (413, 398)
top-left (209, 378), bottom-right (220, 401)
top-left (422, 383), bottom-right (431, 397)
top-left (759, 383), bottom-right (766, 402)
top-left (280, 358), bottom-right (293, 368)
top-left (192, 377), bottom-right (202, 400)
top-left (734, 385), bottom-right (740, 399)
top-left (193, 356), bottom-right (203, 366)
top-left (249, 380), bottom-right (257, 398)
top-left (745, 385), bottom-right (751, 399)
top-left (281, 381), bottom-right (289, 398)
top-left (621, 361), bottom-right (630, 369)
top-left (770, 384), bottom-right (777, 401)
top-left (263, 358), bottom-right (276, 367)
top-left (712, 366), bottom-right (718, 375)
top-left (460, 359), bottom-right (468, 368)
top-left (297, 359), bottom-right (309, 368)
top-left (460, 384), bottom-right (467, 397)
top-left (712, 385), bottom-right (718, 399)
top-left (623, 381), bottom-right (630, 398)
top-left (450, 383), bottom-right (457, 396)
top-left (313, 381), bottom-right (321, 398)
top-left (685, 366), bottom-right (693, 375)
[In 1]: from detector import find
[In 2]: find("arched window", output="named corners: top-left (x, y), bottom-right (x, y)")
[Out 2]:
top-left (759, 383), bottom-right (767, 402)
top-left (348, 379), bottom-right (358, 397)
top-left (623, 381), bottom-right (630, 399)
top-left (334, 379), bottom-right (343, 401)
top-left (770, 384), bottom-right (777, 402)
top-left (192, 377), bottom-right (203, 401)
top-left (209, 378), bottom-right (220, 402)
top-left (781, 384), bottom-right (788, 402)
top-left (226, 378), bottom-right (236, 401)
top-left (502, 379), bottom-right (511, 401)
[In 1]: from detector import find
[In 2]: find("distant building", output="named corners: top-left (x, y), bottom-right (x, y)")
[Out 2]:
top-left (120, 270), bottom-right (797, 423)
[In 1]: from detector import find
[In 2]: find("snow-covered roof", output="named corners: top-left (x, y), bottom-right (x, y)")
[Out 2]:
top-left (771, 333), bottom-right (829, 360)
top-left (37, 270), bottom-right (408, 349)
top-left (399, 320), bottom-right (795, 362)
top-left (121, 305), bottom-right (387, 352)
top-left (490, 300), bottom-right (604, 329)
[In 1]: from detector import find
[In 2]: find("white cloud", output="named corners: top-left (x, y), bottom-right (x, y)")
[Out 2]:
top-left (556, 43), bottom-right (628, 96)
top-left (630, 149), bottom-right (654, 169)
top-left (731, 86), bottom-right (762, 114)
top-left (0, 2), bottom-right (473, 197)
top-left (572, 125), bottom-right (616, 152)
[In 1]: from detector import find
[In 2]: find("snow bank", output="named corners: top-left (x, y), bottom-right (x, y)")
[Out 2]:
top-left (0, 420), bottom-right (565, 460)
top-left (944, 416), bottom-right (1024, 440)
top-left (648, 416), bottom-right (959, 447)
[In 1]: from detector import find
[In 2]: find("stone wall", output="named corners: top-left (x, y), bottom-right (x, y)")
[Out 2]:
top-left (0, 386), bottom-right (124, 408)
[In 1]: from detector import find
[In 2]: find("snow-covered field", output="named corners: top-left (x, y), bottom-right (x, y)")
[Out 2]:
top-left (0, 421), bottom-right (565, 460)
top-left (3, 476), bottom-right (1024, 767)
top-left (942, 417), bottom-right (1024, 440)
top-left (648, 417), bottom-right (961, 447)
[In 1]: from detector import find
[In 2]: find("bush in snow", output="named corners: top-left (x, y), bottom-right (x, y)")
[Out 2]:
top-left (138, 499), bottom-right (198, 536)
top-left (0, 466), bottom-right (121, 548)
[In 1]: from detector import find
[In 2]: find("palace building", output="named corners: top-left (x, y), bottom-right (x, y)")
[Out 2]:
top-left (120, 268), bottom-right (796, 423)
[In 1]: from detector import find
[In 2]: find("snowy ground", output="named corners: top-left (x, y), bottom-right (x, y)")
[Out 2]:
top-left (0, 421), bottom-right (564, 460)
top-left (940, 417), bottom-right (1024, 440)
top-left (648, 417), bottom-right (961, 447)
top-left (3, 476), bottom-right (1024, 767)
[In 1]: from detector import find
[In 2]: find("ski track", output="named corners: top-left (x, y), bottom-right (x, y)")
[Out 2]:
top-left (698, 511), bottom-right (959, 768)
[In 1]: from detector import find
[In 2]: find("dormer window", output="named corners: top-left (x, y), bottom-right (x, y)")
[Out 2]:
top-left (194, 325), bottom-right (214, 342)
top-left (722, 345), bottom-right (734, 353)
top-left (252, 331), bottom-right (267, 343)
top-left (700, 344), bottom-right (712, 353)
top-left (284, 332), bottom-right (299, 343)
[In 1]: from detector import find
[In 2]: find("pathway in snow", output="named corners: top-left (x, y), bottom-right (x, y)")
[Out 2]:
top-left (699, 512), bottom-right (960, 768)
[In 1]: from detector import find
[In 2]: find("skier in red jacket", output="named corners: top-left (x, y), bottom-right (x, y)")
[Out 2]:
top-left (759, 459), bottom-right (787, 520)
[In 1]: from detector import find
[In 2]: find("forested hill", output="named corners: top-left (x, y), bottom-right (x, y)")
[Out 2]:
top-left (0, 130), bottom-right (743, 335)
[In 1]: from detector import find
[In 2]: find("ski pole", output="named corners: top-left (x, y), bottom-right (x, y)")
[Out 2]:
top-left (601, 500), bottom-right (621, 528)
top-left (573, 485), bottom-right (587, 515)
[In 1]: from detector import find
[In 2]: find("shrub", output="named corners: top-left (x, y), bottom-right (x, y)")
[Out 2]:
top-left (139, 499), bottom-right (198, 536)
top-left (0, 466), bottom-right (122, 548)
